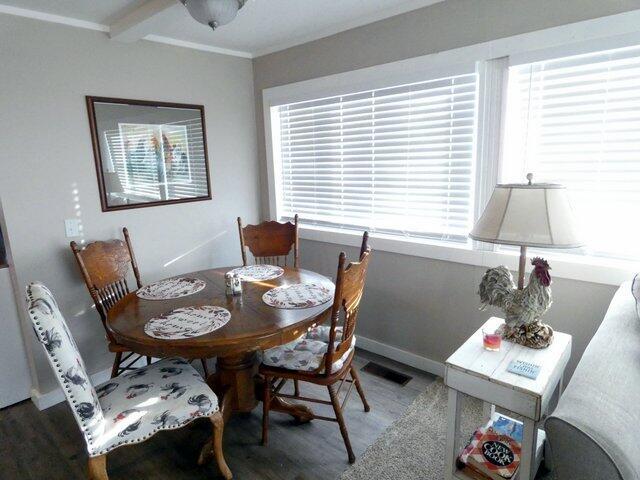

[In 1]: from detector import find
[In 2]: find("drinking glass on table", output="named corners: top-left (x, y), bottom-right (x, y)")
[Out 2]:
top-left (482, 328), bottom-right (501, 351)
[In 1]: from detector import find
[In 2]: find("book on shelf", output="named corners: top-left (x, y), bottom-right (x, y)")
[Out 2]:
top-left (457, 416), bottom-right (523, 480)
top-left (466, 429), bottom-right (521, 480)
top-left (458, 463), bottom-right (494, 480)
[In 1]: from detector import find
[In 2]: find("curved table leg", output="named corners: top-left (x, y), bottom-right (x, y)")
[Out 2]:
top-left (268, 395), bottom-right (314, 423)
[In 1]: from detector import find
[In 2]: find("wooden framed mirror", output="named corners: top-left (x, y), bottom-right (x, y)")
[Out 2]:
top-left (86, 96), bottom-right (212, 211)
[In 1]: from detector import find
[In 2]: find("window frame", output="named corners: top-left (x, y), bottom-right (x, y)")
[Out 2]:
top-left (263, 11), bottom-right (640, 287)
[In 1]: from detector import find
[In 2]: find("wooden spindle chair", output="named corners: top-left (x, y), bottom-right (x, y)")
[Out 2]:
top-left (260, 232), bottom-right (371, 464)
top-left (237, 215), bottom-right (299, 268)
top-left (71, 228), bottom-right (210, 378)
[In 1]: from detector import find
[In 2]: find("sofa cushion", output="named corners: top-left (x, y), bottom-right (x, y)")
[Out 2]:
top-left (545, 282), bottom-right (640, 480)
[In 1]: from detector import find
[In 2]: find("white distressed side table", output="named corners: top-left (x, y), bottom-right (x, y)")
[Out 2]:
top-left (444, 317), bottom-right (571, 480)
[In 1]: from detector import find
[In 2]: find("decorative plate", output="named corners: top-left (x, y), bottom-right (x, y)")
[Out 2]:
top-left (136, 277), bottom-right (205, 300)
top-left (144, 306), bottom-right (231, 339)
top-left (262, 283), bottom-right (334, 309)
top-left (228, 265), bottom-right (284, 282)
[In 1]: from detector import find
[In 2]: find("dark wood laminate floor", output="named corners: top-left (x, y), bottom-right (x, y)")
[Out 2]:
top-left (0, 350), bottom-right (436, 480)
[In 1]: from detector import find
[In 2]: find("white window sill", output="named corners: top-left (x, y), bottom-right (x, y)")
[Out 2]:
top-left (298, 224), bottom-right (638, 287)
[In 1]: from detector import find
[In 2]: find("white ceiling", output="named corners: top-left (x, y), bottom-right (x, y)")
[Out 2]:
top-left (0, 0), bottom-right (444, 57)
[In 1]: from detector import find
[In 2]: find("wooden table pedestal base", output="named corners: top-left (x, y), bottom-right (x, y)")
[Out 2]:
top-left (208, 351), bottom-right (314, 423)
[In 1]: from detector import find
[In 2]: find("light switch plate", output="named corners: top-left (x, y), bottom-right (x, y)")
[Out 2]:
top-left (64, 219), bottom-right (81, 238)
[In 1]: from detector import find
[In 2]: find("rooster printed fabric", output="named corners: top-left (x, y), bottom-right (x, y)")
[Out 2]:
top-left (262, 283), bottom-right (334, 309)
top-left (27, 282), bottom-right (105, 451)
top-left (262, 336), bottom-right (355, 373)
top-left (144, 305), bottom-right (231, 339)
top-left (228, 265), bottom-right (284, 282)
top-left (136, 277), bottom-right (206, 300)
top-left (26, 283), bottom-right (218, 458)
top-left (93, 357), bottom-right (218, 455)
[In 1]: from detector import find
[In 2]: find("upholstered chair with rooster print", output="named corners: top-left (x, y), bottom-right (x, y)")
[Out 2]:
top-left (26, 282), bottom-right (232, 480)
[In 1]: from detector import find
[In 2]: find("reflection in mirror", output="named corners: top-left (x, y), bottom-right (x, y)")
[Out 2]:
top-left (87, 97), bottom-right (211, 211)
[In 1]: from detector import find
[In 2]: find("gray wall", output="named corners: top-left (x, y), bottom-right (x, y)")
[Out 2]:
top-left (0, 15), bottom-right (260, 396)
top-left (252, 0), bottom-right (639, 377)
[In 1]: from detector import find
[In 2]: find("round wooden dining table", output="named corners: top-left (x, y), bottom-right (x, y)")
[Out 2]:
top-left (107, 266), bottom-right (333, 420)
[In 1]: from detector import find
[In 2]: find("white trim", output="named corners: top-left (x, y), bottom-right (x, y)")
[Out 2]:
top-left (252, 0), bottom-right (444, 57)
top-left (143, 35), bottom-right (253, 58)
top-left (298, 224), bottom-right (638, 287)
top-left (474, 57), bottom-right (508, 230)
top-left (357, 335), bottom-right (445, 378)
top-left (0, 4), bottom-right (253, 59)
top-left (0, 4), bottom-right (109, 32)
top-left (109, 0), bottom-right (176, 43)
top-left (0, 0), bottom-right (447, 59)
top-left (263, 103), bottom-right (281, 219)
top-left (31, 367), bottom-right (112, 411)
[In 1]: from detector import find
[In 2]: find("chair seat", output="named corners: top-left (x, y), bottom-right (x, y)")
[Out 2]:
top-left (90, 357), bottom-right (218, 456)
top-left (305, 325), bottom-right (343, 342)
top-left (262, 336), bottom-right (355, 374)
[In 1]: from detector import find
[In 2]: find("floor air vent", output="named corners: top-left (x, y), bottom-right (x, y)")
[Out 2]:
top-left (362, 362), bottom-right (412, 386)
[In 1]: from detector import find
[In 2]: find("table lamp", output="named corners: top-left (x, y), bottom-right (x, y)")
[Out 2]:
top-left (469, 173), bottom-right (583, 348)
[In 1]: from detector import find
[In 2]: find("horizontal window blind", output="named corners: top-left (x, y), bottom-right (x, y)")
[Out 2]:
top-left (504, 45), bottom-right (640, 259)
top-left (275, 73), bottom-right (478, 242)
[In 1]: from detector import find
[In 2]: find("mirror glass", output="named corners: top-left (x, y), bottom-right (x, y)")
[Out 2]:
top-left (87, 97), bottom-right (211, 211)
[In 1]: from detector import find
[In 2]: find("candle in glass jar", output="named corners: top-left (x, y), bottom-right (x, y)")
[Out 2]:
top-left (482, 329), bottom-right (501, 351)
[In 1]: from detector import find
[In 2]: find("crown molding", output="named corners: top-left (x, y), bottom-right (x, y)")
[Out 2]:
top-left (144, 34), bottom-right (253, 58)
top-left (2, 0), bottom-right (445, 60)
top-left (0, 3), bottom-right (253, 58)
top-left (0, 4), bottom-right (108, 32)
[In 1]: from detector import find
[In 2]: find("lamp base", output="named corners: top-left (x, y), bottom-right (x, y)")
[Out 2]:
top-left (498, 321), bottom-right (554, 349)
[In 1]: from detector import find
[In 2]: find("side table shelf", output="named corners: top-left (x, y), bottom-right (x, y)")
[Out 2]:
top-left (444, 317), bottom-right (571, 480)
top-left (452, 412), bottom-right (545, 480)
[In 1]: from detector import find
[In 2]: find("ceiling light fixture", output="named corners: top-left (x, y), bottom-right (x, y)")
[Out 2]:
top-left (180, 0), bottom-right (247, 31)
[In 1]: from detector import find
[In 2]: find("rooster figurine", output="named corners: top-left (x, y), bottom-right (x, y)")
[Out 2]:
top-left (478, 257), bottom-right (554, 348)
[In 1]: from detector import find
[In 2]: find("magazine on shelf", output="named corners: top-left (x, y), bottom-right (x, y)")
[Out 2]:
top-left (491, 415), bottom-right (523, 443)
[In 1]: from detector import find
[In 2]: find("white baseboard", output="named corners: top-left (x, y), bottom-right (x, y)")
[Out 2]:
top-left (31, 357), bottom-right (150, 411)
top-left (357, 335), bottom-right (445, 378)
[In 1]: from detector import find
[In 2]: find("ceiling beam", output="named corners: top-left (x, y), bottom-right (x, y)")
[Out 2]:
top-left (109, 0), bottom-right (178, 42)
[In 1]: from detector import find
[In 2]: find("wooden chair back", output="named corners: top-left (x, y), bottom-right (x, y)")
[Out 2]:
top-left (237, 215), bottom-right (299, 268)
top-left (70, 228), bottom-right (142, 335)
top-left (323, 232), bottom-right (371, 375)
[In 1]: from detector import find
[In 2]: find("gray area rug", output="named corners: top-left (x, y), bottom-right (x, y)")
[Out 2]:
top-left (340, 379), bottom-right (554, 480)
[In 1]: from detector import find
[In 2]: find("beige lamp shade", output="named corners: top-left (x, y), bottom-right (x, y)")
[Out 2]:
top-left (470, 181), bottom-right (583, 248)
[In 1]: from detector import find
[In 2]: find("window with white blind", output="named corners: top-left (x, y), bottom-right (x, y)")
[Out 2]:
top-left (503, 44), bottom-right (640, 260)
top-left (274, 72), bottom-right (478, 243)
